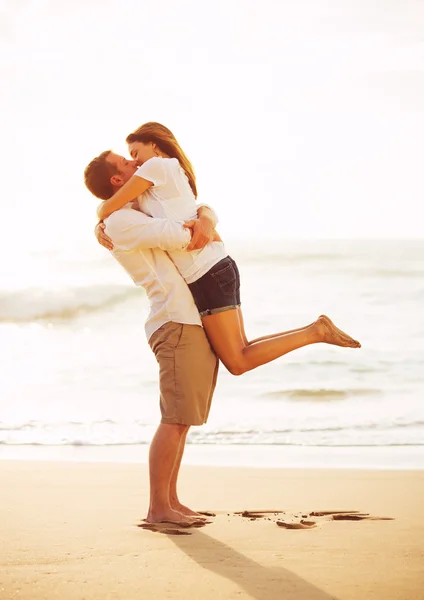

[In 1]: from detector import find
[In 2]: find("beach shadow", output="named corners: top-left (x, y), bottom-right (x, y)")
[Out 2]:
top-left (168, 528), bottom-right (340, 600)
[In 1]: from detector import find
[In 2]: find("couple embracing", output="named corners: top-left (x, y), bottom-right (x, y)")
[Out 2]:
top-left (84, 121), bottom-right (360, 527)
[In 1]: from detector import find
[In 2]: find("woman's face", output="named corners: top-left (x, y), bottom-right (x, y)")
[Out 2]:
top-left (128, 141), bottom-right (155, 165)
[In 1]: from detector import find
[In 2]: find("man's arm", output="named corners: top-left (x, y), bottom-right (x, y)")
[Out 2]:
top-left (198, 205), bottom-right (218, 228)
top-left (104, 210), bottom-right (193, 252)
top-left (96, 203), bottom-right (221, 252)
top-left (95, 221), bottom-right (113, 250)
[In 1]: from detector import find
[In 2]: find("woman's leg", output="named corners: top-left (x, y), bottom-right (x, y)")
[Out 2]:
top-left (236, 308), bottom-right (315, 345)
top-left (202, 311), bottom-right (360, 376)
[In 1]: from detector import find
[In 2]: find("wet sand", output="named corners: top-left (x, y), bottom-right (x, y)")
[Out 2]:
top-left (1, 461), bottom-right (423, 599)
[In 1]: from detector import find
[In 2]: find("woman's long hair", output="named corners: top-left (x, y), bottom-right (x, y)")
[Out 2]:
top-left (126, 122), bottom-right (197, 198)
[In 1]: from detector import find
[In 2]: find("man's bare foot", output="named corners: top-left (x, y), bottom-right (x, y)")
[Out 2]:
top-left (138, 523), bottom-right (192, 535)
top-left (171, 503), bottom-right (210, 520)
top-left (145, 507), bottom-right (199, 527)
top-left (315, 315), bottom-right (361, 348)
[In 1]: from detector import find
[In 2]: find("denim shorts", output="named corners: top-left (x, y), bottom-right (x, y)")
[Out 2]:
top-left (188, 255), bottom-right (241, 317)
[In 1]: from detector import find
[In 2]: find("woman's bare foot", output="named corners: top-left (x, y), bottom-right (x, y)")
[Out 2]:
top-left (145, 507), bottom-right (199, 527)
top-left (315, 315), bottom-right (361, 348)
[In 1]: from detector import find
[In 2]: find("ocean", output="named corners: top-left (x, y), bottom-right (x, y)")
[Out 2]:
top-left (1, 239), bottom-right (423, 469)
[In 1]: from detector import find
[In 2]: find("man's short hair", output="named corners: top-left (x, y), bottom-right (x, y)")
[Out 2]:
top-left (84, 150), bottom-right (117, 200)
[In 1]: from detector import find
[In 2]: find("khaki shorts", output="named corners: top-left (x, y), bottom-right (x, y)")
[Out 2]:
top-left (148, 322), bottom-right (219, 426)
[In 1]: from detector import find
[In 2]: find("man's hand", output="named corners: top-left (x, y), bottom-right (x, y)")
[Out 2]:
top-left (184, 216), bottom-right (217, 251)
top-left (95, 222), bottom-right (114, 251)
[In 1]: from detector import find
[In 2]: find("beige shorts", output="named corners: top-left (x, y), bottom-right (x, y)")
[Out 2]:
top-left (148, 322), bottom-right (219, 426)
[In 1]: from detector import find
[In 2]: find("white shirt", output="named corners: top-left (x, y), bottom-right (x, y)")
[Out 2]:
top-left (135, 157), bottom-right (227, 284)
top-left (104, 204), bottom-right (202, 341)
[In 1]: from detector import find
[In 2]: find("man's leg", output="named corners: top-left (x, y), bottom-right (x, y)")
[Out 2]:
top-left (148, 322), bottom-right (218, 523)
top-left (168, 427), bottom-right (205, 517)
top-left (147, 422), bottom-right (195, 525)
top-left (168, 427), bottom-right (189, 512)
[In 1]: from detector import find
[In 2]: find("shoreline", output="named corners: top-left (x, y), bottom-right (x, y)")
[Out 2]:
top-left (1, 443), bottom-right (423, 470)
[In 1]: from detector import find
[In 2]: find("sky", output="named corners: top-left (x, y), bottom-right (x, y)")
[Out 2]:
top-left (1, 0), bottom-right (423, 252)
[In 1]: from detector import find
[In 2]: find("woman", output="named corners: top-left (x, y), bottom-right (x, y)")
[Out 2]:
top-left (95, 122), bottom-right (360, 375)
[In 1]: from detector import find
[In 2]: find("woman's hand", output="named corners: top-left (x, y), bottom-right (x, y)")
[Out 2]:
top-left (95, 222), bottom-right (114, 251)
top-left (184, 216), bottom-right (217, 251)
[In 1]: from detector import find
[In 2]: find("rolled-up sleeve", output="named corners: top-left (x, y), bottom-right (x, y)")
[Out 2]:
top-left (134, 157), bottom-right (166, 187)
top-left (105, 209), bottom-right (191, 251)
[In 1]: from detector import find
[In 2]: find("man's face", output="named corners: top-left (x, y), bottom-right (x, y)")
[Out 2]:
top-left (106, 152), bottom-right (138, 188)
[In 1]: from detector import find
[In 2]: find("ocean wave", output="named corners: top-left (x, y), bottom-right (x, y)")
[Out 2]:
top-left (240, 251), bottom-right (424, 275)
top-left (243, 252), bottom-right (346, 265)
top-left (0, 285), bottom-right (140, 323)
top-left (1, 419), bottom-right (423, 447)
top-left (262, 388), bottom-right (381, 401)
top-left (369, 268), bottom-right (424, 278)
top-left (240, 253), bottom-right (424, 278)
top-left (1, 440), bottom-right (422, 448)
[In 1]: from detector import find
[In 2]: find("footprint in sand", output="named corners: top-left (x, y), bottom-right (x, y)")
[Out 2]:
top-left (310, 510), bottom-right (361, 517)
top-left (236, 510), bottom-right (286, 520)
top-left (277, 520), bottom-right (317, 530)
top-left (331, 513), bottom-right (394, 521)
top-left (233, 509), bottom-right (393, 529)
top-left (234, 510), bottom-right (317, 529)
top-left (309, 510), bottom-right (394, 521)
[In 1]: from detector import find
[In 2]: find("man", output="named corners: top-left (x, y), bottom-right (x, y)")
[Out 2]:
top-left (84, 151), bottom-right (219, 527)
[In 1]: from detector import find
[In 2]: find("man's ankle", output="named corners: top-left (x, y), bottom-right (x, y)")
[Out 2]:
top-left (149, 500), bottom-right (172, 513)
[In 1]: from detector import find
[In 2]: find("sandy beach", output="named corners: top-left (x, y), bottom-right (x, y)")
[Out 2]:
top-left (0, 461), bottom-right (423, 600)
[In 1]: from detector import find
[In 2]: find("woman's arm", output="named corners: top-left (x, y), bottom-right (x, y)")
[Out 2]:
top-left (97, 175), bottom-right (153, 220)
